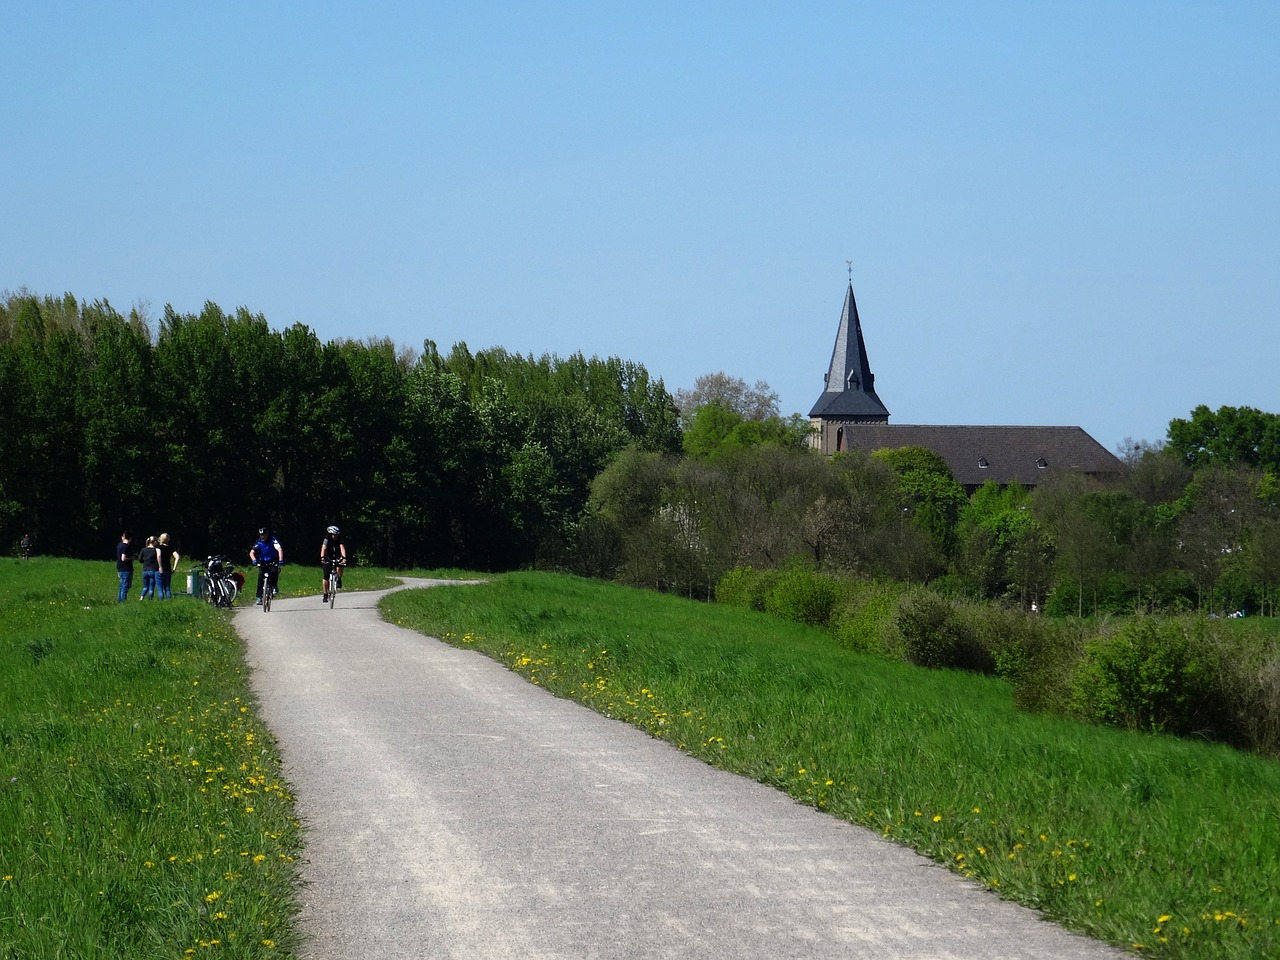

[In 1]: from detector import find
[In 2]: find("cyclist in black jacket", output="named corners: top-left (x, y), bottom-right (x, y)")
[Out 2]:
top-left (321, 525), bottom-right (346, 602)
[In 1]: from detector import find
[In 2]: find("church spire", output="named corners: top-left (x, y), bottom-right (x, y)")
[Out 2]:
top-left (808, 277), bottom-right (890, 421)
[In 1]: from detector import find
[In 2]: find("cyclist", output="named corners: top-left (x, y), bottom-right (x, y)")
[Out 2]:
top-left (249, 527), bottom-right (284, 605)
top-left (320, 524), bottom-right (347, 603)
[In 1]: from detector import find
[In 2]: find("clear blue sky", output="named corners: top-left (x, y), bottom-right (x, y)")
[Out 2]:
top-left (4, 2), bottom-right (1277, 452)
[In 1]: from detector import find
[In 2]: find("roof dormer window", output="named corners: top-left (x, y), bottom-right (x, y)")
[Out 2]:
top-left (977, 457), bottom-right (989, 468)
top-left (1036, 457), bottom-right (1048, 469)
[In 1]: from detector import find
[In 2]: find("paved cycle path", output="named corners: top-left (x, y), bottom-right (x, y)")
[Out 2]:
top-left (236, 581), bottom-right (1127, 960)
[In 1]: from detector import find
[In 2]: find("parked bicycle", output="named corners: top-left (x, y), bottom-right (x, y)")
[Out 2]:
top-left (202, 555), bottom-right (240, 608)
top-left (326, 558), bottom-right (345, 609)
top-left (257, 560), bottom-right (281, 612)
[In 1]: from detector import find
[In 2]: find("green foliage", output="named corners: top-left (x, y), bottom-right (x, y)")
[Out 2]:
top-left (714, 566), bottom-right (773, 611)
top-left (682, 401), bottom-right (808, 458)
top-left (761, 566), bottom-right (840, 627)
top-left (1071, 617), bottom-right (1226, 736)
top-left (0, 291), bottom-right (679, 572)
top-left (829, 581), bottom-right (903, 657)
top-left (873, 446), bottom-right (967, 558)
top-left (892, 588), bottom-right (988, 672)
top-left (1167, 403), bottom-right (1280, 472)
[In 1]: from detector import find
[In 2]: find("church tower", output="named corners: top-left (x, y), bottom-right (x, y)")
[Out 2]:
top-left (809, 279), bottom-right (890, 453)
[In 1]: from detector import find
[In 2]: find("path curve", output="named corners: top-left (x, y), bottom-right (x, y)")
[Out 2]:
top-left (237, 580), bottom-right (1127, 960)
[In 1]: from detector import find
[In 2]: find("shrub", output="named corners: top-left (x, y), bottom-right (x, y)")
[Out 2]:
top-left (830, 581), bottom-right (902, 657)
top-left (956, 602), bottom-right (1035, 681)
top-left (1070, 616), bottom-right (1226, 736)
top-left (714, 566), bottom-right (758, 609)
top-left (893, 588), bottom-right (980, 670)
top-left (714, 566), bottom-right (778, 612)
top-left (1208, 627), bottom-right (1280, 756)
top-left (978, 610), bottom-right (1084, 716)
top-left (763, 567), bottom-right (840, 628)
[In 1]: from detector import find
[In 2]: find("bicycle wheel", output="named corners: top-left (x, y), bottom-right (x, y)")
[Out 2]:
top-left (262, 573), bottom-right (272, 612)
top-left (202, 578), bottom-right (214, 604)
top-left (328, 571), bottom-right (337, 609)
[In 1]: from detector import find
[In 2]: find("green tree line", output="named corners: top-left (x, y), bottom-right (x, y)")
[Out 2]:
top-left (5, 290), bottom-right (1276, 618)
top-left (585, 404), bottom-right (1280, 617)
top-left (0, 292), bottom-right (680, 568)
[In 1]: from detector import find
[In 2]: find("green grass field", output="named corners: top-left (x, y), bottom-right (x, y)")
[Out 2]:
top-left (382, 571), bottom-right (1280, 960)
top-left (0, 558), bottom-right (301, 959)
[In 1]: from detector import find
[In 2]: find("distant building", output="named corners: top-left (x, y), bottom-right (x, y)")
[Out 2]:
top-left (808, 280), bottom-right (1120, 491)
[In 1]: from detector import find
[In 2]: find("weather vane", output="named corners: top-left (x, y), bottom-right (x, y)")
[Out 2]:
top-left (846, 259), bottom-right (853, 281)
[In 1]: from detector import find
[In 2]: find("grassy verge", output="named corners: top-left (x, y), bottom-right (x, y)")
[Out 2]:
top-left (382, 571), bottom-right (1280, 960)
top-left (0, 558), bottom-right (301, 958)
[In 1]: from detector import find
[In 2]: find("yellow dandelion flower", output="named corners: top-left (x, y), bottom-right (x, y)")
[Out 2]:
top-left (932, 815), bottom-right (942, 823)
top-left (1158, 915), bottom-right (1172, 923)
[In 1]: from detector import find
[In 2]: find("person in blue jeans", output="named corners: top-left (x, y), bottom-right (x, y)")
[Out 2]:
top-left (139, 535), bottom-right (160, 599)
top-left (157, 532), bottom-right (180, 599)
top-left (116, 531), bottom-right (134, 602)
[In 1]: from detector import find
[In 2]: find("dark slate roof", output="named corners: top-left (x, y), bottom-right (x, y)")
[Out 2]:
top-left (810, 389), bottom-right (892, 418)
top-left (834, 424), bottom-right (1122, 488)
top-left (809, 281), bottom-right (890, 420)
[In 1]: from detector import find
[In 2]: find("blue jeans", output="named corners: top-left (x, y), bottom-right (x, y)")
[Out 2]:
top-left (159, 571), bottom-right (174, 599)
top-left (118, 569), bottom-right (133, 603)
top-left (141, 570), bottom-right (159, 599)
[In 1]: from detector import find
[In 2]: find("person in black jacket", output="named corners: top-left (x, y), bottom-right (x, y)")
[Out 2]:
top-left (320, 525), bottom-right (347, 602)
top-left (115, 531), bottom-right (134, 603)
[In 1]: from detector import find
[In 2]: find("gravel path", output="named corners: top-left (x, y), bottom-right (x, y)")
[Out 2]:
top-left (236, 580), bottom-right (1128, 960)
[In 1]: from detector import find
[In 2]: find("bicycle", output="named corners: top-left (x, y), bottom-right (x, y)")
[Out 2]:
top-left (325, 557), bottom-right (345, 609)
top-left (202, 555), bottom-right (240, 608)
top-left (258, 560), bottom-right (281, 612)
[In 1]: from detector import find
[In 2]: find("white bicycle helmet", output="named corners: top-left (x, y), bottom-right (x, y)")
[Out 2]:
top-left (327, 525), bottom-right (339, 535)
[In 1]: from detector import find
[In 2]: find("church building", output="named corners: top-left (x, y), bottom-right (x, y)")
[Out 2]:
top-left (808, 280), bottom-right (1120, 491)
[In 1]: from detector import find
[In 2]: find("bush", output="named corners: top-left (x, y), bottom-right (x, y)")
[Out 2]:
top-left (977, 608), bottom-right (1084, 715)
top-left (1208, 627), bottom-right (1280, 756)
top-left (830, 581), bottom-right (902, 657)
top-left (763, 567), bottom-right (840, 627)
top-left (1070, 617), bottom-right (1226, 736)
top-left (714, 566), bottom-right (777, 612)
top-left (893, 588), bottom-right (981, 670)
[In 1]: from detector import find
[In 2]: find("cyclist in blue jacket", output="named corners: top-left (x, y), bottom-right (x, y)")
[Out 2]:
top-left (249, 527), bottom-right (284, 605)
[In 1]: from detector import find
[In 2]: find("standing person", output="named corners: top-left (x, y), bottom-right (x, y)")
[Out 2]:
top-left (139, 536), bottom-right (161, 599)
top-left (115, 531), bottom-right (134, 603)
top-left (249, 527), bottom-right (284, 605)
top-left (20, 531), bottom-right (32, 560)
top-left (157, 533), bottom-right (180, 599)
top-left (320, 524), bottom-right (347, 603)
